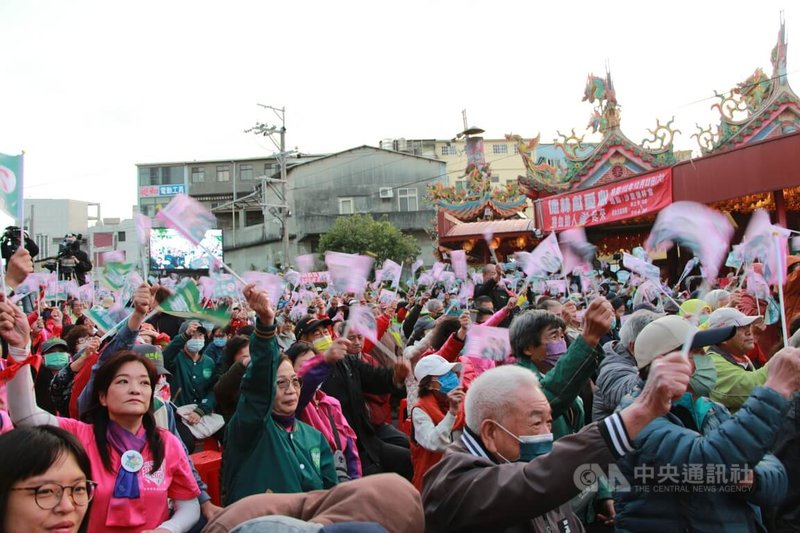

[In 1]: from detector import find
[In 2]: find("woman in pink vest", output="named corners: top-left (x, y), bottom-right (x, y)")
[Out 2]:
top-left (287, 341), bottom-right (362, 481)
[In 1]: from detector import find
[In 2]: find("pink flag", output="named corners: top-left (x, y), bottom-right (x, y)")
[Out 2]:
top-left (746, 270), bottom-right (771, 302)
top-left (378, 289), bottom-right (395, 306)
top-left (622, 253), bottom-right (660, 283)
top-left (324, 251), bottom-right (374, 296)
top-left (545, 279), bottom-right (567, 295)
top-left (196, 276), bottom-right (215, 300)
top-left (154, 193), bottom-right (216, 246)
top-left (645, 201), bottom-right (733, 285)
top-left (559, 227), bottom-right (596, 276)
top-left (14, 272), bottom-right (50, 296)
top-left (381, 259), bottom-right (403, 288)
top-left (417, 272), bottom-right (434, 287)
top-left (242, 271), bottom-right (286, 304)
top-left (450, 250), bottom-right (468, 280)
top-left (411, 259), bottom-right (424, 275)
top-left (102, 250), bottom-right (126, 264)
top-left (522, 232), bottom-right (563, 277)
top-left (431, 262), bottom-right (446, 281)
top-left (740, 209), bottom-right (790, 286)
top-left (296, 254), bottom-right (315, 274)
top-left (348, 304), bottom-right (380, 343)
top-left (284, 270), bottom-right (301, 287)
top-left (78, 282), bottom-right (94, 304)
top-left (463, 325), bottom-right (511, 361)
top-left (482, 227), bottom-right (494, 245)
top-left (457, 280), bottom-right (474, 306)
top-left (290, 303), bottom-right (308, 322)
top-left (134, 213), bottom-right (152, 246)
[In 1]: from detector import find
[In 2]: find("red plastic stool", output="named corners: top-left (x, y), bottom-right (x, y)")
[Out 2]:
top-left (191, 450), bottom-right (222, 505)
top-left (398, 398), bottom-right (411, 436)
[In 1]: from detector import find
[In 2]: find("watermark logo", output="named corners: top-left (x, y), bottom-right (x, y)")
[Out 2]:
top-left (573, 463), bottom-right (755, 494)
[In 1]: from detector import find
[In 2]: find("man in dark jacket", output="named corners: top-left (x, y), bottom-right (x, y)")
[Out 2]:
top-left (592, 309), bottom-right (660, 421)
top-left (473, 263), bottom-right (509, 310)
top-left (422, 350), bottom-right (694, 532)
top-left (614, 315), bottom-right (799, 532)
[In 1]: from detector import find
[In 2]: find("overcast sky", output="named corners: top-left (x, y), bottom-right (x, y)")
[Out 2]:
top-left (1, 0), bottom-right (797, 224)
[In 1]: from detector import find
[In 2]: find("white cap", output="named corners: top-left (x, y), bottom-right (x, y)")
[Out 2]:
top-left (414, 355), bottom-right (462, 381)
top-left (706, 307), bottom-right (760, 329)
top-left (634, 315), bottom-right (735, 369)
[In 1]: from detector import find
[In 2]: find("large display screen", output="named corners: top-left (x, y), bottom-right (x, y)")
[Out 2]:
top-left (149, 228), bottom-right (223, 271)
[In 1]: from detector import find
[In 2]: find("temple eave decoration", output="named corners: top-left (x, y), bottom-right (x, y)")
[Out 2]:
top-left (515, 69), bottom-right (679, 198)
top-left (695, 16), bottom-right (800, 154)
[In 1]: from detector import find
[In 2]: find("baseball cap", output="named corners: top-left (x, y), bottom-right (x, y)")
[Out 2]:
top-left (414, 355), bottom-right (462, 381)
top-left (295, 315), bottom-right (332, 339)
top-left (634, 315), bottom-right (735, 369)
top-left (132, 344), bottom-right (171, 376)
top-left (706, 307), bottom-right (760, 330)
top-left (41, 337), bottom-right (68, 354)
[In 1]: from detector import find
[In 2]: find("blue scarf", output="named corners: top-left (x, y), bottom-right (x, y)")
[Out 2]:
top-left (106, 421), bottom-right (147, 498)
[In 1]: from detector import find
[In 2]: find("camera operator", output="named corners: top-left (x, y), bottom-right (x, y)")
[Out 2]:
top-left (45, 233), bottom-right (92, 285)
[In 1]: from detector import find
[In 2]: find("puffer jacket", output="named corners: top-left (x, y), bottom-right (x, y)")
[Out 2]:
top-left (615, 387), bottom-right (789, 533)
top-left (592, 341), bottom-right (641, 422)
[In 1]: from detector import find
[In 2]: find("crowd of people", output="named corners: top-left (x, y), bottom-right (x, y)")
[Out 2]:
top-left (1, 242), bottom-right (800, 533)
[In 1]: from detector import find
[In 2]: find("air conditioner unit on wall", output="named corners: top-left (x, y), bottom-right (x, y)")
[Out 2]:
top-left (379, 187), bottom-right (393, 199)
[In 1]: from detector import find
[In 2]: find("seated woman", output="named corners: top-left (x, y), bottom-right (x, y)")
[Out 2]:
top-left (222, 285), bottom-right (338, 504)
top-left (213, 335), bottom-right (251, 423)
top-left (0, 425), bottom-right (95, 533)
top-left (287, 341), bottom-right (362, 481)
top-left (2, 295), bottom-right (201, 533)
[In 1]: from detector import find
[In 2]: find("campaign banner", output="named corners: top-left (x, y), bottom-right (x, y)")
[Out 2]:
top-left (541, 168), bottom-right (672, 232)
top-left (299, 271), bottom-right (330, 285)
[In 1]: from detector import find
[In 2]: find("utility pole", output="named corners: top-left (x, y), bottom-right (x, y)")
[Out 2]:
top-left (245, 105), bottom-right (293, 269)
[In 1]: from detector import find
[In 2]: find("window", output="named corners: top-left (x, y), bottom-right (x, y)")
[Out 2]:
top-left (117, 231), bottom-right (126, 242)
top-left (455, 180), bottom-right (467, 194)
top-left (191, 167), bottom-right (205, 183)
top-left (264, 163), bottom-right (280, 177)
top-left (149, 167), bottom-right (159, 184)
top-left (338, 197), bottom-right (354, 215)
top-left (397, 188), bottom-right (418, 212)
top-left (492, 144), bottom-right (508, 155)
top-left (240, 164), bottom-right (254, 180)
top-left (217, 165), bottom-right (230, 182)
top-left (490, 175), bottom-right (499, 183)
top-left (513, 144), bottom-right (519, 154)
top-left (441, 145), bottom-right (457, 156)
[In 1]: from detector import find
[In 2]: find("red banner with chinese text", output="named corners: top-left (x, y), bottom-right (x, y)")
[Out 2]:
top-left (540, 168), bottom-right (672, 232)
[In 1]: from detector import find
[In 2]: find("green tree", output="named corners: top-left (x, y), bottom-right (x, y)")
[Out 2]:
top-left (318, 214), bottom-right (421, 263)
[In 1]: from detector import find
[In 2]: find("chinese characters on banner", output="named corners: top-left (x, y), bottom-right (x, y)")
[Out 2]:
top-left (540, 169), bottom-right (673, 232)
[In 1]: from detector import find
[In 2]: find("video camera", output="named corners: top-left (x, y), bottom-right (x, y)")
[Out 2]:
top-left (43, 234), bottom-right (84, 279)
top-left (0, 226), bottom-right (39, 262)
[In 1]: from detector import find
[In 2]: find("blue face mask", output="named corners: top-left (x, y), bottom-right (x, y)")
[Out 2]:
top-left (436, 371), bottom-right (459, 394)
top-left (186, 339), bottom-right (205, 353)
top-left (213, 338), bottom-right (227, 348)
top-left (493, 420), bottom-right (553, 462)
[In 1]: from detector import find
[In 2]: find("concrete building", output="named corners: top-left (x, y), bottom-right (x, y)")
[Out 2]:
top-left (24, 199), bottom-right (100, 259)
top-left (379, 136), bottom-right (575, 189)
top-left (86, 217), bottom-right (140, 268)
top-left (217, 145), bottom-right (447, 271)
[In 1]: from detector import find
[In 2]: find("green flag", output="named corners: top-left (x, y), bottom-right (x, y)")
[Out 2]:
top-left (99, 262), bottom-right (135, 291)
top-left (160, 279), bottom-right (231, 326)
top-left (0, 152), bottom-right (23, 222)
top-left (84, 308), bottom-right (118, 332)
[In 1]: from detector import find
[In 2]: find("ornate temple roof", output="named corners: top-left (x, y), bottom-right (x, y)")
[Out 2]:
top-left (695, 17), bottom-right (800, 154)
top-left (517, 70), bottom-right (679, 198)
top-left (426, 135), bottom-right (529, 222)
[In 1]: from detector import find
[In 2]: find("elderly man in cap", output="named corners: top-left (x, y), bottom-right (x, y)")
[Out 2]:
top-left (705, 307), bottom-right (770, 411)
top-left (422, 345), bottom-right (695, 532)
top-left (613, 315), bottom-right (798, 532)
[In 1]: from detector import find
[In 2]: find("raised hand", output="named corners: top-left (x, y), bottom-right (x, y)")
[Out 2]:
top-left (764, 346), bottom-right (800, 399)
top-left (582, 297), bottom-right (614, 346)
top-left (447, 386), bottom-right (465, 415)
top-left (0, 295), bottom-right (31, 348)
top-left (243, 283), bottom-right (274, 325)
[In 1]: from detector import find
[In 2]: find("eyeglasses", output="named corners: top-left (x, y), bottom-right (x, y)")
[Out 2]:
top-left (276, 377), bottom-right (302, 391)
top-left (10, 480), bottom-right (97, 510)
